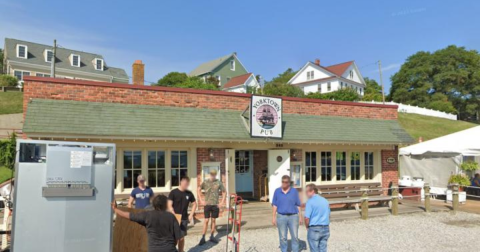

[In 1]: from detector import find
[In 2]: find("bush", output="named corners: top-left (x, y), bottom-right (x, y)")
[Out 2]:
top-left (306, 88), bottom-right (360, 102)
top-left (461, 161), bottom-right (479, 172)
top-left (0, 75), bottom-right (18, 87)
top-left (263, 82), bottom-right (304, 98)
top-left (0, 133), bottom-right (16, 170)
top-left (448, 174), bottom-right (471, 186)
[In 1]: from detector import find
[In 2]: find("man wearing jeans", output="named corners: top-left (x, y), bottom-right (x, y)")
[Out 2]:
top-left (272, 175), bottom-right (302, 252)
top-left (304, 183), bottom-right (330, 252)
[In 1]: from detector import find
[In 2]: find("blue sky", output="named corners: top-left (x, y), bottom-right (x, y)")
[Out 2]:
top-left (1, 0), bottom-right (479, 91)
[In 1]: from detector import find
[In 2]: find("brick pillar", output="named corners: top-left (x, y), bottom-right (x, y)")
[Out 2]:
top-left (253, 150), bottom-right (268, 199)
top-left (381, 148), bottom-right (399, 194)
top-left (132, 60), bottom-right (144, 85)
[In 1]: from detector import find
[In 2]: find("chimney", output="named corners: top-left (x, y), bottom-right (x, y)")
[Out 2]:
top-left (314, 59), bottom-right (320, 66)
top-left (132, 60), bottom-right (144, 85)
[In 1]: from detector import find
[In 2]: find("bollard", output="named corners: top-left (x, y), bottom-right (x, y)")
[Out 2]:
top-left (424, 183), bottom-right (431, 213)
top-left (391, 186), bottom-right (399, 216)
top-left (361, 190), bottom-right (369, 220)
top-left (452, 183), bottom-right (459, 214)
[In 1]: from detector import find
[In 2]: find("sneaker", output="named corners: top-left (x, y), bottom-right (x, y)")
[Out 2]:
top-left (209, 235), bottom-right (219, 243)
top-left (198, 237), bottom-right (206, 246)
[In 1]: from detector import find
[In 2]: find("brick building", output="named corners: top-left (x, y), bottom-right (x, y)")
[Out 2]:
top-left (21, 75), bottom-right (413, 201)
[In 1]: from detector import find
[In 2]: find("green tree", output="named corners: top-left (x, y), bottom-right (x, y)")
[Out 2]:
top-left (389, 45), bottom-right (480, 119)
top-left (362, 77), bottom-right (383, 102)
top-left (266, 68), bottom-right (297, 86)
top-left (0, 133), bottom-right (16, 170)
top-left (0, 75), bottom-right (18, 87)
top-left (0, 48), bottom-right (3, 74)
top-left (156, 72), bottom-right (188, 87)
top-left (263, 82), bottom-right (304, 97)
top-left (175, 76), bottom-right (218, 90)
top-left (204, 76), bottom-right (220, 87)
top-left (306, 88), bottom-right (360, 101)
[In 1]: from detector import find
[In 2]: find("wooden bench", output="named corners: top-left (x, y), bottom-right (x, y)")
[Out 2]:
top-left (316, 183), bottom-right (391, 209)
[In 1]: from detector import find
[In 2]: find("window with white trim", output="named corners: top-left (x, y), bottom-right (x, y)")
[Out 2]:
top-left (235, 151), bottom-right (251, 174)
top-left (95, 58), bottom-right (104, 71)
top-left (305, 152), bottom-right (317, 182)
top-left (306, 71), bottom-right (314, 80)
top-left (230, 60), bottom-right (235, 71)
top-left (336, 152), bottom-right (346, 181)
top-left (351, 152), bottom-right (361, 180)
top-left (349, 70), bottom-right (354, 79)
top-left (327, 82), bottom-right (331, 91)
top-left (364, 152), bottom-right (374, 180)
top-left (123, 150), bottom-right (142, 189)
top-left (14, 70), bottom-right (30, 80)
top-left (35, 73), bottom-right (51, 77)
top-left (71, 54), bottom-right (80, 67)
top-left (216, 75), bottom-right (221, 85)
top-left (321, 152), bottom-right (332, 181)
top-left (45, 50), bottom-right (53, 62)
top-left (340, 82), bottom-right (343, 88)
top-left (147, 151), bottom-right (166, 188)
top-left (317, 84), bottom-right (322, 93)
top-left (17, 45), bottom-right (27, 58)
top-left (171, 150), bottom-right (188, 187)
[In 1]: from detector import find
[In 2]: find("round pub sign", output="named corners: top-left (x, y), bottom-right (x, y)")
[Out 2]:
top-left (386, 157), bottom-right (396, 164)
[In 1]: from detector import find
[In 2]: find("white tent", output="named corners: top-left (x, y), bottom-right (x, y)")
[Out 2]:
top-left (399, 126), bottom-right (480, 194)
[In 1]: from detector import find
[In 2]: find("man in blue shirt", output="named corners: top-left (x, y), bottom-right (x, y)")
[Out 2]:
top-left (304, 183), bottom-right (330, 252)
top-left (128, 174), bottom-right (154, 209)
top-left (272, 175), bottom-right (302, 252)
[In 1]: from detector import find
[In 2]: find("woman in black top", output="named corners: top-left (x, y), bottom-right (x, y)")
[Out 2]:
top-left (112, 195), bottom-right (182, 252)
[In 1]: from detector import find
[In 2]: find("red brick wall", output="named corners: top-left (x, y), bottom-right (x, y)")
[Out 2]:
top-left (23, 78), bottom-right (398, 120)
top-left (381, 148), bottom-right (399, 193)
top-left (253, 150), bottom-right (268, 199)
top-left (290, 149), bottom-right (303, 162)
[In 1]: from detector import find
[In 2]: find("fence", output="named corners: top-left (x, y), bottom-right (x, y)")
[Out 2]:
top-left (361, 101), bottom-right (457, 120)
top-left (0, 87), bottom-right (23, 92)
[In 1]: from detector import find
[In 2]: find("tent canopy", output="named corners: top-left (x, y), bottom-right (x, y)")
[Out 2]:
top-left (400, 126), bottom-right (480, 156)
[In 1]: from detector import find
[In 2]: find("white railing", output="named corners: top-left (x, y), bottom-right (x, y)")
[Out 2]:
top-left (361, 101), bottom-right (457, 120)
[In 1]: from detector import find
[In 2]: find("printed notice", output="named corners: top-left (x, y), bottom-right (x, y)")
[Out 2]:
top-left (70, 151), bottom-right (93, 168)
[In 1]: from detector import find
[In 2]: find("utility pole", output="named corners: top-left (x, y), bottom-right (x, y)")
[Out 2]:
top-left (50, 39), bottom-right (56, 77)
top-left (378, 60), bottom-right (385, 104)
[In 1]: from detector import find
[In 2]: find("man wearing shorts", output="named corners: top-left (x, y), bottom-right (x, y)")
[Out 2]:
top-left (197, 169), bottom-right (226, 245)
top-left (168, 176), bottom-right (197, 252)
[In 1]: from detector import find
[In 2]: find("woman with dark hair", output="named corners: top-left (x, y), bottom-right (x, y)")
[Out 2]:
top-left (112, 195), bottom-right (182, 252)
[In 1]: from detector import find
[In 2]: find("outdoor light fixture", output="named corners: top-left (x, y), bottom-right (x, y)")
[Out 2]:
top-left (208, 148), bottom-right (215, 161)
top-left (292, 151), bottom-right (298, 161)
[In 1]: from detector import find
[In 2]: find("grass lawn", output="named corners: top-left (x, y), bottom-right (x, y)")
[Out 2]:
top-left (398, 113), bottom-right (478, 142)
top-left (0, 92), bottom-right (23, 115)
top-left (0, 166), bottom-right (13, 184)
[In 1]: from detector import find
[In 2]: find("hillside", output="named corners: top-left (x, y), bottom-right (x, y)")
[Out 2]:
top-left (398, 113), bottom-right (477, 142)
top-left (0, 92), bottom-right (23, 115)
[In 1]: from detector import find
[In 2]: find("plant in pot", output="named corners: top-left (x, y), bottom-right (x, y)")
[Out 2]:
top-left (448, 173), bottom-right (471, 191)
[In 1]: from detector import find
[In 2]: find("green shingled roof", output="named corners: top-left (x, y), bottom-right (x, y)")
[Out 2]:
top-left (23, 99), bottom-right (414, 144)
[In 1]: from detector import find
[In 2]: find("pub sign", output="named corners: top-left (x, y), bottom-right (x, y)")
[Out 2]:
top-left (250, 95), bottom-right (283, 139)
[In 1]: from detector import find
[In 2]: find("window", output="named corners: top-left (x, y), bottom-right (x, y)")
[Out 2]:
top-left (235, 151), bottom-right (250, 174)
top-left (14, 70), bottom-right (30, 80)
top-left (305, 152), bottom-right (317, 182)
top-left (216, 75), bottom-right (221, 85)
top-left (349, 70), bottom-right (354, 79)
top-left (360, 88), bottom-right (363, 95)
top-left (35, 73), bottom-right (51, 77)
top-left (71, 54), bottom-right (80, 67)
top-left (17, 45), bottom-right (27, 58)
top-left (95, 58), bottom-right (104, 71)
top-left (307, 72), bottom-right (311, 80)
top-left (310, 71), bottom-right (314, 80)
top-left (230, 60), bottom-right (235, 71)
top-left (147, 151), bottom-right (166, 187)
top-left (171, 150), bottom-right (188, 187)
top-left (123, 151), bottom-right (142, 189)
top-left (321, 152), bottom-right (332, 181)
top-left (365, 152), bottom-right (374, 180)
top-left (336, 152), bottom-right (346, 181)
top-left (226, 77), bottom-right (231, 82)
top-left (291, 164), bottom-right (302, 187)
top-left (307, 71), bottom-right (314, 80)
top-left (45, 50), bottom-right (53, 62)
top-left (317, 84), bottom-right (322, 93)
top-left (351, 152), bottom-right (361, 180)
top-left (327, 82), bottom-right (331, 91)
top-left (340, 82), bottom-right (343, 88)
top-left (202, 163), bottom-right (220, 181)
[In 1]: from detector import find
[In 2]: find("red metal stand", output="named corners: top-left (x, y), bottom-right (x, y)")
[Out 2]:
top-left (226, 194), bottom-right (243, 252)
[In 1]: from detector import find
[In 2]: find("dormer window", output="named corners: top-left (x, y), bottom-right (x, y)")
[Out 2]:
top-left (94, 58), bottom-right (104, 71)
top-left (230, 60), bottom-right (235, 71)
top-left (71, 54), bottom-right (80, 67)
top-left (16, 44), bottom-right (28, 59)
top-left (44, 49), bottom-right (54, 62)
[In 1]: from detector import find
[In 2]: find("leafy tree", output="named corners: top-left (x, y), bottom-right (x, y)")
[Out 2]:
top-left (0, 133), bottom-right (16, 170)
top-left (263, 82), bottom-right (304, 97)
top-left (0, 48), bottom-right (3, 74)
top-left (204, 76), bottom-right (220, 87)
top-left (266, 68), bottom-right (297, 86)
top-left (362, 77), bottom-right (383, 102)
top-left (306, 88), bottom-right (360, 101)
top-left (156, 72), bottom-right (188, 87)
top-left (175, 76), bottom-right (218, 90)
top-left (0, 75), bottom-right (18, 87)
top-left (389, 45), bottom-right (480, 119)
top-left (246, 86), bottom-right (259, 94)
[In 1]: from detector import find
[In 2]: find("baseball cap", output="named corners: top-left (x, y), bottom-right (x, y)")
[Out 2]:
top-left (209, 170), bottom-right (218, 175)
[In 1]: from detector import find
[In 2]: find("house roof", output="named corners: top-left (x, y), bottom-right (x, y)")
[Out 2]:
top-left (189, 53), bottom-right (235, 76)
top-left (223, 73), bottom-right (253, 89)
top-left (4, 38), bottom-right (128, 81)
top-left (325, 61), bottom-right (354, 76)
top-left (24, 99), bottom-right (414, 144)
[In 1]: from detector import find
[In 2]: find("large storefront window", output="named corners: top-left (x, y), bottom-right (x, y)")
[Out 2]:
top-left (171, 150), bottom-right (188, 187)
top-left (321, 152), bottom-right (332, 181)
top-left (123, 150), bottom-right (142, 189)
top-left (365, 152), bottom-right (374, 180)
top-left (148, 151), bottom-right (166, 188)
top-left (351, 152), bottom-right (361, 180)
top-left (305, 152), bottom-right (317, 182)
top-left (336, 152), bottom-right (346, 181)
top-left (235, 151), bottom-right (250, 173)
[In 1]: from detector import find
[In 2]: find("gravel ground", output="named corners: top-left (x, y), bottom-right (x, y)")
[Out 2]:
top-left (184, 212), bottom-right (480, 252)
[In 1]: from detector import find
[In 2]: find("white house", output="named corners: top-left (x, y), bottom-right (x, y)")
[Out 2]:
top-left (221, 73), bottom-right (260, 93)
top-left (287, 59), bottom-right (366, 95)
